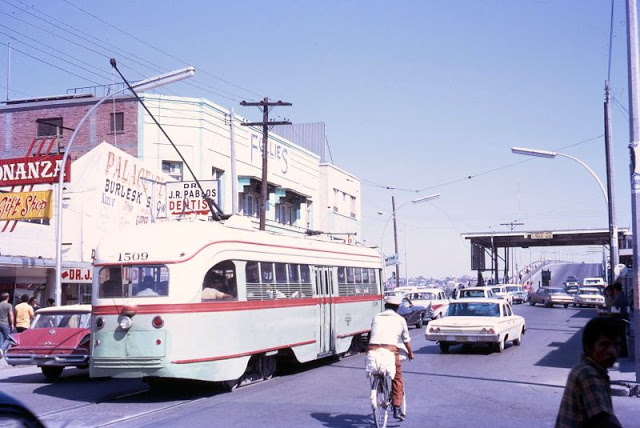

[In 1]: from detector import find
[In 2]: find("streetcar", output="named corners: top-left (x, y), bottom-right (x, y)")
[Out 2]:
top-left (89, 216), bottom-right (383, 388)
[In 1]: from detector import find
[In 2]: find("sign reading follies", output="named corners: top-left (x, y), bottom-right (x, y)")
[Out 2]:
top-left (0, 190), bottom-right (53, 220)
top-left (0, 155), bottom-right (71, 186)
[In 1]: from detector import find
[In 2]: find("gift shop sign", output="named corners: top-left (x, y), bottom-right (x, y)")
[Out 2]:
top-left (166, 180), bottom-right (218, 217)
top-left (0, 155), bottom-right (71, 186)
top-left (0, 190), bottom-right (53, 221)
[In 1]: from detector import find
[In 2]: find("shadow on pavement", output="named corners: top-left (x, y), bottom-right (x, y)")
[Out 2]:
top-left (310, 412), bottom-right (398, 428)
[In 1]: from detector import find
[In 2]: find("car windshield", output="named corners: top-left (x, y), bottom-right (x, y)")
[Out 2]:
top-left (579, 289), bottom-right (600, 295)
top-left (447, 302), bottom-right (500, 317)
top-left (410, 292), bottom-right (436, 300)
top-left (33, 313), bottom-right (91, 329)
top-left (461, 290), bottom-right (486, 298)
top-left (506, 286), bottom-right (521, 293)
top-left (548, 288), bottom-right (565, 294)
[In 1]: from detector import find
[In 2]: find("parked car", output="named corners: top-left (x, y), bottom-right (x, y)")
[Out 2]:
top-left (404, 288), bottom-right (449, 319)
top-left (573, 287), bottom-right (606, 308)
top-left (504, 284), bottom-right (528, 304)
top-left (425, 298), bottom-right (525, 353)
top-left (582, 277), bottom-right (606, 288)
top-left (529, 287), bottom-right (574, 308)
top-left (397, 297), bottom-right (430, 328)
top-left (5, 304), bottom-right (91, 380)
top-left (490, 285), bottom-right (514, 305)
top-left (456, 287), bottom-right (495, 299)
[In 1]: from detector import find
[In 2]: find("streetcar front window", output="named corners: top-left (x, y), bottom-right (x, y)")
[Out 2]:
top-left (202, 261), bottom-right (238, 301)
top-left (98, 265), bottom-right (169, 298)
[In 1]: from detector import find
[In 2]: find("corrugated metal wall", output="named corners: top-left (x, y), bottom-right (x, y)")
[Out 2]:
top-left (272, 122), bottom-right (326, 162)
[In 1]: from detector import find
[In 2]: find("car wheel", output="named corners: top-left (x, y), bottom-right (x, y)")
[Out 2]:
top-left (496, 337), bottom-right (506, 353)
top-left (564, 304), bottom-right (569, 308)
top-left (439, 342), bottom-right (450, 353)
top-left (41, 366), bottom-right (64, 380)
top-left (513, 328), bottom-right (524, 346)
top-left (529, 300), bottom-right (535, 306)
top-left (415, 313), bottom-right (424, 329)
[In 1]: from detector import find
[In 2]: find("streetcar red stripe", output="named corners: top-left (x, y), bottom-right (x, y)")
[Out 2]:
top-left (171, 340), bottom-right (316, 364)
top-left (93, 295), bottom-right (382, 315)
top-left (94, 239), bottom-right (380, 267)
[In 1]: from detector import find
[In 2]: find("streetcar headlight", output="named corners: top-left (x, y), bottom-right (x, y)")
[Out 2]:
top-left (95, 316), bottom-right (105, 330)
top-left (118, 316), bottom-right (132, 330)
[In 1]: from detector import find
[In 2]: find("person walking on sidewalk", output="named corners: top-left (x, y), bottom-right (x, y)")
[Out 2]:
top-left (556, 316), bottom-right (623, 428)
top-left (0, 292), bottom-right (15, 358)
top-left (14, 294), bottom-right (34, 333)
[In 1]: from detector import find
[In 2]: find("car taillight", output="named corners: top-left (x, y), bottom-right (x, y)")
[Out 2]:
top-left (432, 304), bottom-right (442, 310)
top-left (152, 315), bottom-right (164, 329)
top-left (429, 326), bottom-right (440, 333)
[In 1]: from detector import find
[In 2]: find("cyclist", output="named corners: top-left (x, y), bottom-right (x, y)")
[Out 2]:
top-left (367, 295), bottom-right (415, 421)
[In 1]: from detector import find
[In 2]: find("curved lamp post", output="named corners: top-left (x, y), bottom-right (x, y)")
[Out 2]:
top-left (54, 64), bottom-right (195, 306)
top-left (379, 193), bottom-right (440, 288)
top-left (511, 146), bottom-right (618, 280)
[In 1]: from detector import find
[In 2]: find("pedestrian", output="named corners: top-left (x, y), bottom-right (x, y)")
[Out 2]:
top-left (46, 298), bottom-right (55, 307)
top-left (602, 285), bottom-right (615, 313)
top-left (0, 292), bottom-right (15, 359)
top-left (611, 282), bottom-right (629, 357)
top-left (555, 316), bottom-right (623, 428)
top-left (14, 294), bottom-right (34, 333)
top-left (28, 296), bottom-right (40, 312)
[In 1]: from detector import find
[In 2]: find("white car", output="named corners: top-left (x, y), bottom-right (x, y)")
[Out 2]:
top-left (425, 298), bottom-right (525, 353)
top-left (582, 277), bottom-right (606, 288)
top-left (490, 285), bottom-right (514, 305)
top-left (456, 286), bottom-right (495, 300)
top-left (504, 284), bottom-right (528, 304)
top-left (573, 287), bottom-right (605, 308)
top-left (404, 288), bottom-right (449, 319)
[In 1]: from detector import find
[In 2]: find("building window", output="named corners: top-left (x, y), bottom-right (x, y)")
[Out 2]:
top-left (242, 192), bottom-right (260, 217)
top-left (162, 160), bottom-right (183, 181)
top-left (333, 188), bottom-right (339, 213)
top-left (350, 195), bottom-right (356, 218)
top-left (211, 167), bottom-right (224, 180)
top-left (37, 117), bottom-right (63, 137)
top-left (110, 112), bottom-right (124, 133)
top-left (276, 202), bottom-right (295, 225)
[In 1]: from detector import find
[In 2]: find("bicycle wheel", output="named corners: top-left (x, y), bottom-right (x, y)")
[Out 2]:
top-left (371, 375), bottom-right (389, 428)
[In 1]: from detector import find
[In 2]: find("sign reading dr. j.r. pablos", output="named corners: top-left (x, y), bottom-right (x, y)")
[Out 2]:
top-left (166, 180), bottom-right (219, 218)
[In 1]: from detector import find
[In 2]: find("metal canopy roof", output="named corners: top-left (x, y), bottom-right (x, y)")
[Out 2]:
top-left (462, 228), bottom-right (630, 249)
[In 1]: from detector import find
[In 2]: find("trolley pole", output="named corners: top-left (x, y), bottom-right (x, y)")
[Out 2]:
top-left (240, 98), bottom-right (291, 230)
top-left (625, 0), bottom-right (640, 380)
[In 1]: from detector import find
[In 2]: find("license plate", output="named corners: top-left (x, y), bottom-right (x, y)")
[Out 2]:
top-left (455, 336), bottom-right (468, 342)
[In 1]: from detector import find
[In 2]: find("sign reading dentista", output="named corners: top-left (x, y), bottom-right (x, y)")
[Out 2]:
top-left (0, 190), bottom-right (53, 221)
top-left (166, 180), bottom-right (219, 217)
top-left (0, 155), bottom-right (71, 186)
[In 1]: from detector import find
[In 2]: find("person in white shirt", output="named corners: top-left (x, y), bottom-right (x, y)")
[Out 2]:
top-left (367, 295), bottom-right (415, 421)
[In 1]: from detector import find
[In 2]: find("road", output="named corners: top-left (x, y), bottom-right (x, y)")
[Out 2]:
top-left (1, 300), bottom-right (637, 427)
top-left (529, 262), bottom-right (601, 289)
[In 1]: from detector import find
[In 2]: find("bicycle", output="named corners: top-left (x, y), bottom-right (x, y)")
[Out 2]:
top-left (369, 370), bottom-right (406, 428)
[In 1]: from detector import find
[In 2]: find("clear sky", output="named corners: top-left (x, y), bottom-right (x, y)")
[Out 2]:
top-left (0, 0), bottom-right (634, 278)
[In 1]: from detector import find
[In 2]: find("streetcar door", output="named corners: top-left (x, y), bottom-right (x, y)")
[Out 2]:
top-left (315, 266), bottom-right (335, 355)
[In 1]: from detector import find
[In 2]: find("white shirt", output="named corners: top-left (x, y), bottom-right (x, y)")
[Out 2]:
top-left (369, 309), bottom-right (410, 351)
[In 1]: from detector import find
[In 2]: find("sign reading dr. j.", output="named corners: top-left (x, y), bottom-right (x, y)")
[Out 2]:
top-left (0, 190), bottom-right (52, 221)
top-left (60, 267), bottom-right (92, 284)
top-left (166, 181), bottom-right (219, 218)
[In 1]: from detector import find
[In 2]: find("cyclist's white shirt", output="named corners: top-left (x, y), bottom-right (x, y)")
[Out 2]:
top-left (369, 309), bottom-right (410, 352)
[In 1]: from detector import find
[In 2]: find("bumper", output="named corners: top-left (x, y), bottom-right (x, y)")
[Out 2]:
top-left (549, 299), bottom-right (573, 305)
top-left (426, 333), bottom-right (500, 343)
top-left (5, 353), bottom-right (89, 367)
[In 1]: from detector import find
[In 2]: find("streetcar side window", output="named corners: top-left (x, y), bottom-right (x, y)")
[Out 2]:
top-left (275, 263), bottom-right (287, 284)
top-left (337, 267), bottom-right (346, 284)
top-left (300, 265), bottom-right (311, 283)
top-left (337, 267), bottom-right (379, 296)
top-left (288, 264), bottom-right (300, 283)
top-left (202, 260), bottom-right (237, 302)
top-left (346, 267), bottom-right (355, 283)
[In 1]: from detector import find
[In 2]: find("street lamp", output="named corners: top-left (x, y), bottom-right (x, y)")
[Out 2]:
top-left (54, 62), bottom-right (195, 306)
top-left (379, 193), bottom-right (440, 288)
top-left (511, 146), bottom-right (619, 282)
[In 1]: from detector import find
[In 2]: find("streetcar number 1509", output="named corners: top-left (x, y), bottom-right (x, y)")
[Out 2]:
top-left (118, 252), bottom-right (149, 262)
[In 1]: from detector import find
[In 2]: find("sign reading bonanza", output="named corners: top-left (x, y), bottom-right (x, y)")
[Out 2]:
top-left (0, 155), bottom-right (71, 186)
top-left (0, 190), bottom-right (53, 220)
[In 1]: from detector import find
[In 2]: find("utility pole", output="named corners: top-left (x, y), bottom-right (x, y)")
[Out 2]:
top-left (392, 196), bottom-right (401, 287)
top-left (604, 81), bottom-right (620, 283)
top-left (625, 0), bottom-right (640, 380)
top-left (500, 221), bottom-right (524, 283)
top-left (240, 97), bottom-right (291, 230)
